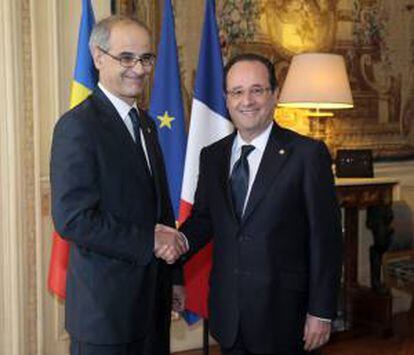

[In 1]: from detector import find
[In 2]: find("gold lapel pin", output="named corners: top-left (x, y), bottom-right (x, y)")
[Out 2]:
top-left (278, 149), bottom-right (285, 155)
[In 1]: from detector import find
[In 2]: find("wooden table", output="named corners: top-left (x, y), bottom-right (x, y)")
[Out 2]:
top-left (335, 178), bottom-right (399, 335)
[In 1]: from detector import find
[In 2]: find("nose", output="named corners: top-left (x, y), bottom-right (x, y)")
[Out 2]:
top-left (130, 60), bottom-right (147, 75)
top-left (240, 90), bottom-right (255, 106)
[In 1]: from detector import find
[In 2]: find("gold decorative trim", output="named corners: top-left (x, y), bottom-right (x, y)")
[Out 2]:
top-left (0, 0), bottom-right (30, 352)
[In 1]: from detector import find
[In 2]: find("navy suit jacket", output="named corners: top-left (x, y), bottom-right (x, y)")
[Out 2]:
top-left (51, 88), bottom-right (177, 348)
top-left (180, 123), bottom-right (343, 353)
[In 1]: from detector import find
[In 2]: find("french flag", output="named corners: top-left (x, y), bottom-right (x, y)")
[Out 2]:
top-left (178, 0), bottom-right (234, 319)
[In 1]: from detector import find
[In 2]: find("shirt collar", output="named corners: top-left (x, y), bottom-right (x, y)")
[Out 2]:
top-left (234, 121), bottom-right (273, 155)
top-left (98, 82), bottom-right (138, 122)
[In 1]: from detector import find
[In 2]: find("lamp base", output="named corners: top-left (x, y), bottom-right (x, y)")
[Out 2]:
top-left (309, 115), bottom-right (335, 155)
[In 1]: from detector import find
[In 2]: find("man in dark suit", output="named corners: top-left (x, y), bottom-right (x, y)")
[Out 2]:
top-left (50, 16), bottom-right (187, 355)
top-left (159, 53), bottom-right (343, 354)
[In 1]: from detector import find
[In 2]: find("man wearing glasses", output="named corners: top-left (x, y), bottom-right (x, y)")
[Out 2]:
top-left (160, 53), bottom-right (343, 354)
top-left (50, 15), bottom-right (187, 355)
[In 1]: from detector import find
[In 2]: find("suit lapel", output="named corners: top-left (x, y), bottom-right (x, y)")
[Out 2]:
top-left (216, 132), bottom-right (239, 224)
top-left (91, 88), bottom-right (152, 181)
top-left (242, 124), bottom-right (292, 224)
top-left (139, 112), bottom-right (163, 220)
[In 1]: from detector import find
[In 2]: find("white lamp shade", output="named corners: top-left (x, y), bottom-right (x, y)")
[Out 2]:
top-left (278, 53), bottom-right (353, 109)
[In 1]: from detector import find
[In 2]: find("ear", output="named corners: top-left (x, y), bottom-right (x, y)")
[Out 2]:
top-left (91, 45), bottom-right (103, 70)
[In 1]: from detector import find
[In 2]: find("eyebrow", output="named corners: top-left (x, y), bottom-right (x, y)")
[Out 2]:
top-left (250, 84), bottom-right (265, 87)
top-left (228, 84), bottom-right (266, 90)
top-left (118, 51), bottom-right (153, 57)
top-left (227, 85), bottom-right (243, 91)
top-left (117, 51), bottom-right (137, 57)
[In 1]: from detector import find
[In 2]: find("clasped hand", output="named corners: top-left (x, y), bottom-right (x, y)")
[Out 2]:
top-left (303, 314), bottom-right (331, 351)
top-left (154, 224), bottom-right (188, 264)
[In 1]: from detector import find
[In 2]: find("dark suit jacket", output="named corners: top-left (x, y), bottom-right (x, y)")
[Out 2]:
top-left (50, 88), bottom-right (178, 350)
top-left (180, 123), bottom-right (343, 353)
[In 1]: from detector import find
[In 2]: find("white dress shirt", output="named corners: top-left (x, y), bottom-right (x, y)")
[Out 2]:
top-left (98, 83), bottom-right (151, 172)
top-left (229, 122), bottom-right (273, 214)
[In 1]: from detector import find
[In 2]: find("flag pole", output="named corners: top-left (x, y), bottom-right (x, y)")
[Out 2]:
top-left (203, 318), bottom-right (209, 355)
top-left (180, 0), bottom-right (234, 346)
top-left (47, 0), bottom-right (96, 299)
top-left (110, 0), bottom-right (116, 15)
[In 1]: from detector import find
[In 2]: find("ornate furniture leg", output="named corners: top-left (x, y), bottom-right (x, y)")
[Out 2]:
top-left (366, 205), bottom-right (394, 292)
top-left (335, 179), bottom-right (397, 336)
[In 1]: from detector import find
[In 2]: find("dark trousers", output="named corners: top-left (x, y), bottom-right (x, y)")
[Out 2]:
top-left (221, 348), bottom-right (316, 355)
top-left (70, 337), bottom-right (147, 355)
top-left (221, 345), bottom-right (316, 355)
top-left (220, 330), bottom-right (316, 355)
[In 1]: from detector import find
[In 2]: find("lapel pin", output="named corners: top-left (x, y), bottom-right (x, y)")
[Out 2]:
top-left (278, 149), bottom-right (285, 155)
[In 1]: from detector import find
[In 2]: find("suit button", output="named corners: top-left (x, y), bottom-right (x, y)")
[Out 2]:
top-left (234, 268), bottom-right (239, 274)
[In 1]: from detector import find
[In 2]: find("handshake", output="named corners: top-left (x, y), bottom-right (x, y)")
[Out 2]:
top-left (153, 224), bottom-right (189, 264)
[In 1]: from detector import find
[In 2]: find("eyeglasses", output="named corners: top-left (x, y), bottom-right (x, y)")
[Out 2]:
top-left (226, 86), bottom-right (272, 100)
top-left (98, 47), bottom-right (156, 68)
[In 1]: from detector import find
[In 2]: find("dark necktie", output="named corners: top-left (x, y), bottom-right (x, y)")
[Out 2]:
top-left (129, 108), bottom-right (161, 218)
top-left (230, 145), bottom-right (255, 221)
top-left (129, 108), bottom-right (151, 173)
top-left (129, 108), bottom-right (143, 146)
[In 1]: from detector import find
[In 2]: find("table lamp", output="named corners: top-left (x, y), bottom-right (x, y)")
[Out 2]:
top-left (278, 53), bottom-right (353, 143)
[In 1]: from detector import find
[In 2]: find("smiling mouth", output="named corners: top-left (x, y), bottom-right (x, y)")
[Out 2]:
top-left (240, 109), bottom-right (258, 114)
top-left (124, 76), bottom-right (144, 84)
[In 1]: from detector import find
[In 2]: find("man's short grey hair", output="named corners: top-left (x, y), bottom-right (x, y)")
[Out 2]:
top-left (89, 15), bottom-right (150, 52)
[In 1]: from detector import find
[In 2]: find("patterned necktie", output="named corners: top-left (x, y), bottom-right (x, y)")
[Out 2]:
top-left (230, 144), bottom-right (255, 221)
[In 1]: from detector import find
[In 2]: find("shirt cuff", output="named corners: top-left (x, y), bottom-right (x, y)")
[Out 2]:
top-left (178, 232), bottom-right (189, 251)
top-left (308, 313), bottom-right (331, 323)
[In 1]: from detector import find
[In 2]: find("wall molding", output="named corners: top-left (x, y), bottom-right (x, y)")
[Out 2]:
top-left (0, 0), bottom-right (29, 353)
top-left (30, 0), bottom-right (61, 352)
